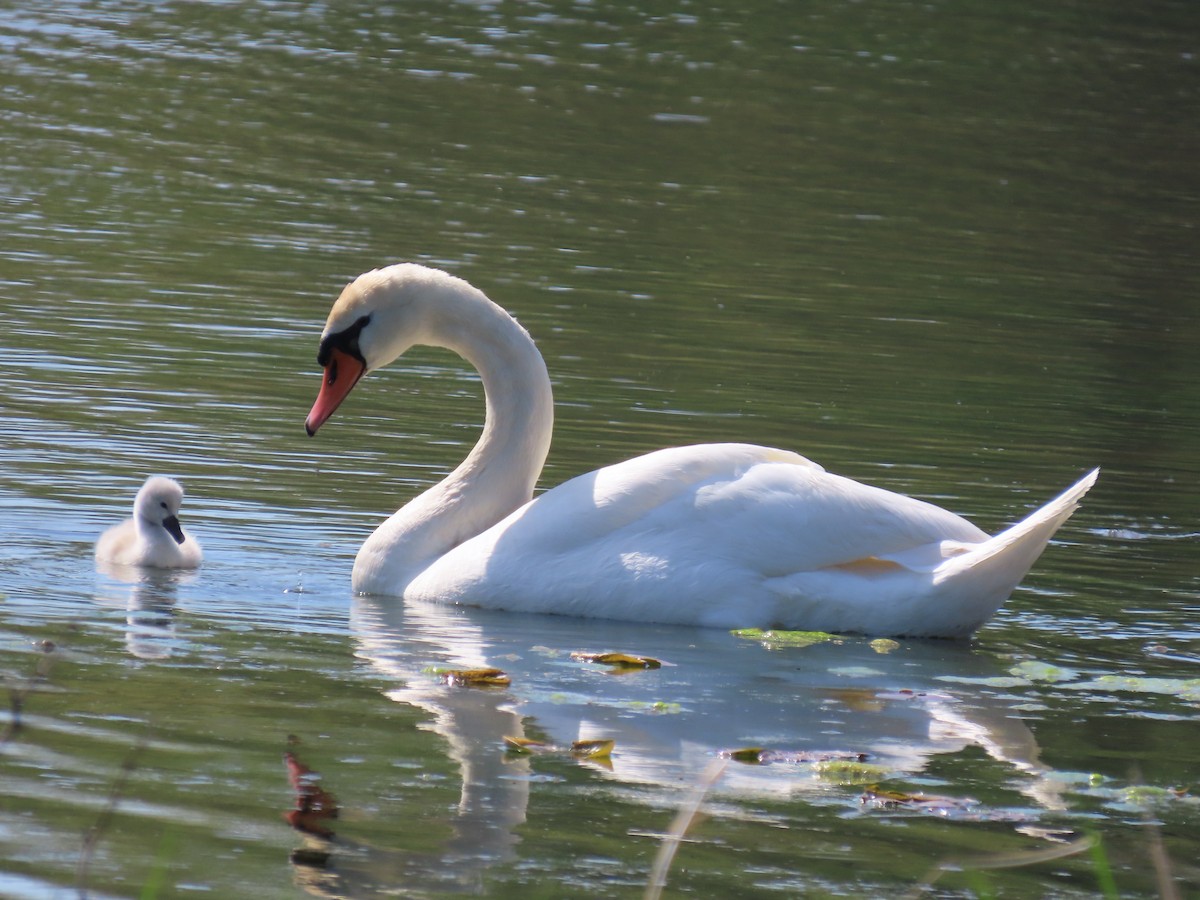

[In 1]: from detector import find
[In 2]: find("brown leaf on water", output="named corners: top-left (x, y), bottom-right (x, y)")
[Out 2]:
top-left (438, 667), bottom-right (511, 687)
top-left (283, 748), bottom-right (340, 838)
top-left (860, 784), bottom-right (978, 814)
top-left (571, 651), bottom-right (662, 669)
top-left (860, 785), bottom-right (915, 806)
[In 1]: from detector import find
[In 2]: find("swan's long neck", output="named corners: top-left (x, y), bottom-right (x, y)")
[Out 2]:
top-left (352, 282), bottom-right (554, 595)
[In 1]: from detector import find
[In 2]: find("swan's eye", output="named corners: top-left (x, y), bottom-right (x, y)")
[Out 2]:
top-left (316, 314), bottom-right (371, 368)
top-left (160, 501), bottom-right (168, 509)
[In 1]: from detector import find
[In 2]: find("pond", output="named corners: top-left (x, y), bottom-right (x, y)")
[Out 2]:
top-left (1, 1), bottom-right (1198, 897)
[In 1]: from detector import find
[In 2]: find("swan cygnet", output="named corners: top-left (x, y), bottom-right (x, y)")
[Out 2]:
top-left (95, 476), bottom-right (203, 569)
top-left (304, 263), bottom-right (1097, 638)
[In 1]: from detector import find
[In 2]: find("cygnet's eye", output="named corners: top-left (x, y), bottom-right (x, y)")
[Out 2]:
top-left (161, 501), bottom-right (169, 510)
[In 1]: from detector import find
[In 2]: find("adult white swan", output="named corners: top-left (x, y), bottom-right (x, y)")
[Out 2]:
top-left (305, 264), bottom-right (1097, 637)
top-left (95, 476), bottom-right (203, 569)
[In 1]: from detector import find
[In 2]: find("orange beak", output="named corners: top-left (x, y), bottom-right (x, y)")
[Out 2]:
top-left (305, 347), bottom-right (367, 436)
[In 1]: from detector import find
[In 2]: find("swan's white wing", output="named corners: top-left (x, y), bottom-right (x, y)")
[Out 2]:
top-left (408, 443), bottom-right (989, 625)
top-left (95, 519), bottom-right (139, 565)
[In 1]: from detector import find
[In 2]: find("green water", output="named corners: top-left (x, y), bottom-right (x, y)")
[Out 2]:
top-left (2, 1), bottom-right (1198, 897)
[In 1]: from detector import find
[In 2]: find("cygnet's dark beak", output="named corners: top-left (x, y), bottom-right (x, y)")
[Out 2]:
top-left (163, 515), bottom-right (186, 545)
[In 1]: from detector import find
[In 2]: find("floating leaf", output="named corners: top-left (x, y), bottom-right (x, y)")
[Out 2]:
top-left (1121, 785), bottom-right (1180, 806)
top-left (1008, 660), bottom-right (1080, 683)
top-left (1072, 674), bottom-right (1200, 701)
top-left (814, 759), bottom-right (889, 784)
top-left (861, 785), bottom-right (924, 805)
top-left (731, 628), bottom-right (839, 648)
top-left (724, 750), bottom-right (885, 783)
top-left (860, 785), bottom-right (979, 814)
top-left (869, 638), bottom-right (900, 654)
top-left (649, 700), bottom-right (682, 714)
top-left (436, 667), bottom-right (511, 687)
top-left (607, 699), bottom-right (684, 715)
top-left (571, 651), bottom-right (663, 669)
top-left (571, 739), bottom-right (615, 759)
top-left (503, 735), bottom-right (615, 760)
top-left (724, 747), bottom-right (768, 763)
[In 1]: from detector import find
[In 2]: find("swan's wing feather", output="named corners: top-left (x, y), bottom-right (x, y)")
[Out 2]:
top-left (428, 443), bottom-right (986, 587)
top-left (693, 462), bottom-right (987, 576)
top-left (95, 520), bottom-right (138, 564)
top-left (517, 443), bottom-right (824, 552)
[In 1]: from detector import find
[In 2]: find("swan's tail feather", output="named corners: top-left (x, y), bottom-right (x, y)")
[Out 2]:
top-left (986, 467), bottom-right (1097, 556)
top-left (937, 467), bottom-right (1099, 591)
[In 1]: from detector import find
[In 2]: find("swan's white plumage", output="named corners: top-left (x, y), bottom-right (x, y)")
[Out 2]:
top-left (306, 264), bottom-right (1096, 638)
top-left (95, 476), bottom-right (202, 569)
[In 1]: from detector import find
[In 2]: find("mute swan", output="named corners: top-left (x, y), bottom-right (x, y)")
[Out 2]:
top-left (305, 264), bottom-right (1097, 637)
top-left (95, 476), bottom-right (203, 569)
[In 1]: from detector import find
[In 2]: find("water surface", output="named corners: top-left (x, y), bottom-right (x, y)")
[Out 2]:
top-left (2, 2), bottom-right (1198, 897)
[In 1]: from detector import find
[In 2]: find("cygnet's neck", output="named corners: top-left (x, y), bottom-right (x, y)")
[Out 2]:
top-left (352, 280), bottom-right (554, 594)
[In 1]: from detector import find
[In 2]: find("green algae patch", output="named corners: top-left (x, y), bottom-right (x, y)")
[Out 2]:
top-left (731, 628), bottom-right (840, 648)
top-left (1072, 674), bottom-right (1200, 702)
top-left (814, 759), bottom-right (890, 784)
top-left (1008, 660), bottom-right (1081, 683)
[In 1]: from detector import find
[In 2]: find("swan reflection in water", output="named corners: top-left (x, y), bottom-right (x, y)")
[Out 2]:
top-left (94, 559), bottom-right (193, 660)
top-left (289, 597), bottom-right (1067, 895)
